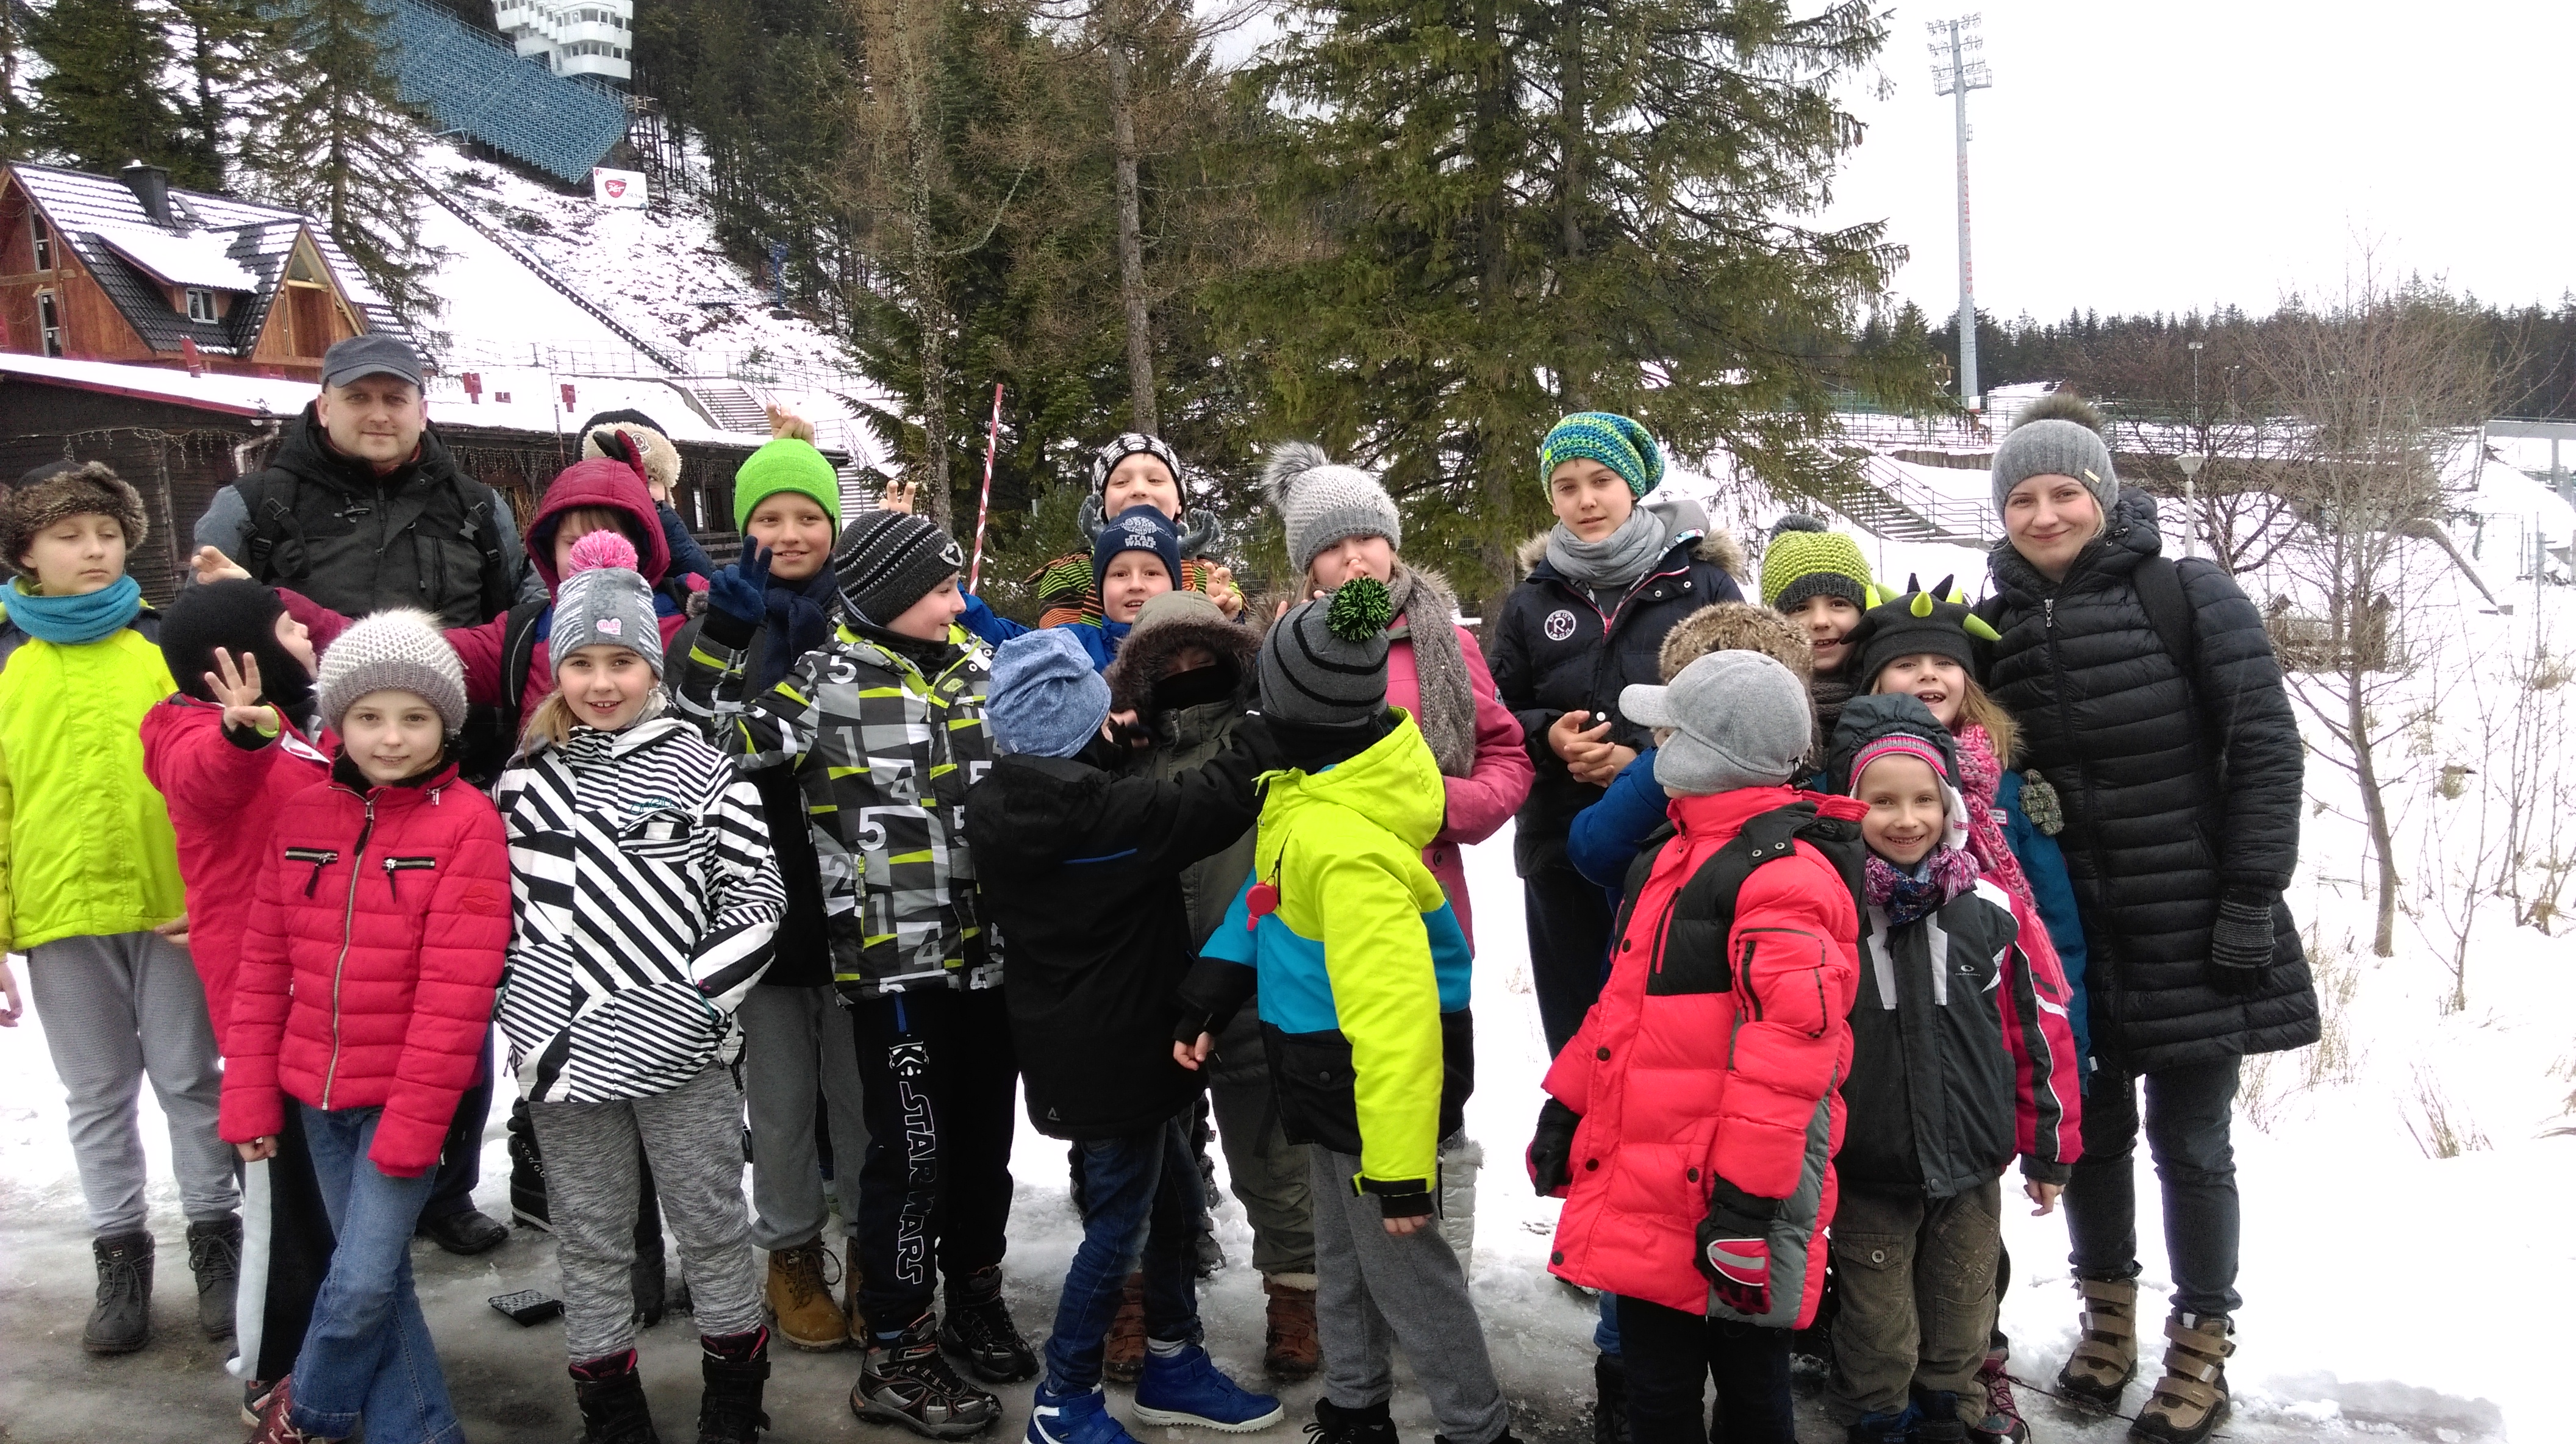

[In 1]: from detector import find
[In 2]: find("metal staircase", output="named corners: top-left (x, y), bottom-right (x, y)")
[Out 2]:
top-left (683, 380), bottom-right (769, 434)
top-left (1802, 453), bottom-right (2002, 547)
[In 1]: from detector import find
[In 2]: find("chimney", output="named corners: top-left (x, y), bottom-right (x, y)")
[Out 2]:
top-left (120, 161), bottom-right (173, 227)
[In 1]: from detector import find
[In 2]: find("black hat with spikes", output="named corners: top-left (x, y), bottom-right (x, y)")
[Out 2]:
top-left (1845, 573), bottom-right (2001, 689)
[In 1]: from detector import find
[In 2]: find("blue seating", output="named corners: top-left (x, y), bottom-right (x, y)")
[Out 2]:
top-left (375, 0), bottom-right (628, 185)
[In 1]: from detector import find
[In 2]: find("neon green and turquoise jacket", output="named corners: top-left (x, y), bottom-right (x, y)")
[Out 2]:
top-left (1186, 710), bottom-right (1474, 1208)
top-left (0, 613), bottom-right (185, 953)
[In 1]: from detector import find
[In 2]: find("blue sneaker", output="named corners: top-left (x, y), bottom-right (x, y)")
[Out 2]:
top-left (1029, 1383), bottom-right (1138, 1444)
top-left (1132, 1344), bottom-right (1286, 1432)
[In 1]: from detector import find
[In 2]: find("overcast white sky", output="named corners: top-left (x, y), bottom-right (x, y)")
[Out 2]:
top-left (1218, 1), bottom-right (2576, 323)
top-left (1826, 0), bottom-right (2576, 322)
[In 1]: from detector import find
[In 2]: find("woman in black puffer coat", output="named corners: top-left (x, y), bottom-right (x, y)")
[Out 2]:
top-left (1980, 391), bottom-right (2316, 1444)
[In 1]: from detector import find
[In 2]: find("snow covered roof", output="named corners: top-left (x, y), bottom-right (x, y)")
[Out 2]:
top-left (7, 162), bottom-right (410, 357)
top-left (0, 351), bottom-right (815, 457)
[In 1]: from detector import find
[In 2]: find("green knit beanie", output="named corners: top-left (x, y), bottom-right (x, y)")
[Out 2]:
top-left (1759, 514), bottom-right (1873, 611)
top-left (731, 438), bottom-right (843, 532)
top-left (1539, 412), bottom-right (1664, 498)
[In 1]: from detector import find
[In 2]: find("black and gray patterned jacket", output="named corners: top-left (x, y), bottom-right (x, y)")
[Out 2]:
top-left (494, 717), bottom-right (784, 1103)
top-left (674, 614), bottom-right (1000, 999)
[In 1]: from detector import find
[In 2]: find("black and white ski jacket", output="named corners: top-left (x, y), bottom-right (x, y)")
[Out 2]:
top-left (494, 716), bottom-right (784, 1103)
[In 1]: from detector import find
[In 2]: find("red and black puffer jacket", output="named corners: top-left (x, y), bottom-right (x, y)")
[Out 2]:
top-left (1543, 785), bottom-right (1863, 1326)
top-left (219, 754), bottom-right (510, 1178)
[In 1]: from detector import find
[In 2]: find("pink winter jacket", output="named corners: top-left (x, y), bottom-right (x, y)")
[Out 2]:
top-left (1385, 619), bottom-right (1533, 948)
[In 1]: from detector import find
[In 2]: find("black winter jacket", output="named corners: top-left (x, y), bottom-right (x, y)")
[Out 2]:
top-left (964, 722), bottom-right (1274, 1139)
top-left (1982, 490), bottom-right (2318, 1072)
top-left (667, 613), bottom-right (833, 988)
top-left (228, 404), bottom-right (516, 627)
top-left (1842, 879), bottom-right (2072, 1199)
top-left (1488, 532), bottom-right (1744, 865)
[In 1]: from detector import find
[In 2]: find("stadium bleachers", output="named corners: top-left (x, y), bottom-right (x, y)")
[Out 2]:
top-left (377, 0), bottom-right (628, 186)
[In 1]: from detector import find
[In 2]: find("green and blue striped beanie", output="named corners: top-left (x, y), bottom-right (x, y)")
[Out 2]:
top-left (1539, 412), bottom-right (1664, 498)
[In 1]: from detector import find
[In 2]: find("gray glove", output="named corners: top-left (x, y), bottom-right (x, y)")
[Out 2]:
top-left (2208, 890), bottom-right (2277, 995)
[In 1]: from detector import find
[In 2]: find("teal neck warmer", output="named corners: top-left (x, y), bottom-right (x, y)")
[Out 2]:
top-left (8, 575), bottom-right (142, 645)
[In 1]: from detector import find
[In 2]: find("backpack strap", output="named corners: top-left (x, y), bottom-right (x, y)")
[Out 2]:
top-left (1649, 801), bottom-right (1847, 997)
top-left (236, 472), bottom-right (302, 581)
top-left (460, 490), bottom-right (515, 620)
top-left (2131, 554), bottom-right (2199, 682)
top-left (498, 598), bottom-right (546, 738)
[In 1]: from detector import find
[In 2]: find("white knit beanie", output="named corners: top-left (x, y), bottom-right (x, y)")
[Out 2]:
top-left (1262, 441), bottom-right (1402, 578)
top-left (315, 609), bottom-right (469, 734)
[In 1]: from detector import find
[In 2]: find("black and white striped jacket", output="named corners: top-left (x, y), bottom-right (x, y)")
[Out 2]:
top-left (494, 717), bottom-right (785, 1103)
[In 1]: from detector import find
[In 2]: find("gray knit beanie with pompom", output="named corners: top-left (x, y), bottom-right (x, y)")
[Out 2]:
top-left (1991, 390), bottom-right (2119, 517)
top-left (1262, 441), bottom-right (1403, 579)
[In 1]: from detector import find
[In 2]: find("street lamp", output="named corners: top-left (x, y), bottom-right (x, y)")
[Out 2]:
top-left (2175, 453), bottom-right (2205, 560)
top-left (1928, 15), bottom-right (1992, 412)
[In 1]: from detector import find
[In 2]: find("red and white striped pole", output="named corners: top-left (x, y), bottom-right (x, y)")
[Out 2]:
top-left (967, 382), bottom-right (1003, 593)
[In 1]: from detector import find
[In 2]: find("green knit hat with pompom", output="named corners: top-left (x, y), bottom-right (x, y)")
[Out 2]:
top-left (1259, 575), bottom-right (1392, 727)
top-left (1759, 513), bottom-right (1873, 612)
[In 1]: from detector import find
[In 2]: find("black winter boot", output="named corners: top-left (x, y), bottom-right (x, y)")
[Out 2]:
top-left (851, 1309), bottom-right (1001, 1439)
top-left (1908, 1387), bottom-right (1969, 1443)
top-left (939, 1264), bottom-right (1037, 1384)
top-left (573, 1349), bottom-right (664, 1444)
top-left (1308, 1398), bottom-right (1398, 1444)
top-left (695, 1326), bottom-right (771, 1444)
top-left (83, 1231), bottom-right (154, 1354)
top-left (1592, 1351), bottom-right (1631, 1444)
top-left (187, 1213), bottom-right (242, 1339)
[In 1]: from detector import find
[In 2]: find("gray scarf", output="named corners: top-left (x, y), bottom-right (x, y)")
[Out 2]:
top-left (1544, 493), bottom-right (1704, 595)
top-left (1384, 564), bottom-right (1476, 778)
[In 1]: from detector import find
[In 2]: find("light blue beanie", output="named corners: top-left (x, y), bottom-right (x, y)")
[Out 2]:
top-left (988, 627), bottom-right (1112, 758)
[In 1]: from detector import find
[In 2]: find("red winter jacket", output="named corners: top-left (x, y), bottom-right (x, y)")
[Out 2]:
top-left (138, 697), bottom-right (332, 1054)
top-left (279, 454), bottom-right (695, 718)
top-left (1544, 786), bottom-right (1863, 1324)
top-left (220, 756), bottom-right (510, 1178)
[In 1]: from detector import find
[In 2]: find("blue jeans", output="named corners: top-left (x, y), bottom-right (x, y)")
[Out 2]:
top-left (295, 1104), bottom-right (462, 1444)
top-left (2064, 1057), bottom-right (2242, 1317)
top-left (1043, 1112), bottom-right (1203, 1393)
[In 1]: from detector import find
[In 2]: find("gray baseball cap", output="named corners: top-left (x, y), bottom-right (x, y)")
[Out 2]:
top-left (320, 333), bottom-right (425, 391)
top-left (1621, 650), bottom-right (1813, 796)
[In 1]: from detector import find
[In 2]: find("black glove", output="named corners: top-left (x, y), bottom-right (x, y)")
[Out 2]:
top-left (2208, 890), bottom-right (2277, 996)
top-left (1693, 1177), bottom-right (1780, 1315)
top-left (1526, 1097), bottom-right (1578, 1196)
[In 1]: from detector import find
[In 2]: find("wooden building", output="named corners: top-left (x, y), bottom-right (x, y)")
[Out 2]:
top-left (0, 162), bottom-right (402, 381)
top-left (0, 355), bottom-right (836, 602)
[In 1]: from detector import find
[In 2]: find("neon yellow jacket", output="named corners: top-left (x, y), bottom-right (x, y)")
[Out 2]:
top-left (1197, 711), bottom-right (1475, 1201)
top-left (0, 618), bottom-right (185, 953)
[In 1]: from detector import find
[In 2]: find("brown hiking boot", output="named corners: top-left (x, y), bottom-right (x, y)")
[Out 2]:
top-left (2130, 1312), bottom-right (2233, 1444)
top-left (1262, 1275), bottom-right (1318, 1381)
top-left (765, 1240), bottom-right (848, 1351)
top-left (2056, 1275), bottom-right (2139, 1410)
top-left (845, 1260), bottom-right (867, 1344)
top-left (1102, 1272), bottom-right (1147, 1384)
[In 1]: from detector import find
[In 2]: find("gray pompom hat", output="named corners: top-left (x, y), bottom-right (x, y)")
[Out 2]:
top-left (1262, 441), bottom-right (1403, 578)
top-left (1990, 390), bottom-right (2118, 518)
top-left (314, 608), bottom-right (469, 734)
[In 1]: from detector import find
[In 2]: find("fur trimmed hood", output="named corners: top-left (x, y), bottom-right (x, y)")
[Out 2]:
top-left (1104, 590), bottom-right (1259, 717)
top-left (580, 420), bottom-right (681, 496)
top-left (1655, 600), bottom-right (1812, 684)
top-left (1515, 526), bottom-right (1745, 580)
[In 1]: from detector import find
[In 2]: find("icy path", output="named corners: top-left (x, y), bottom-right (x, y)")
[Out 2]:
top-left (0, 827), bottom-right (2544, 1440)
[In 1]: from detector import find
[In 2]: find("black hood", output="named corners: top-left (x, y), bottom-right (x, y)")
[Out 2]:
top-left (1105, 607), bottom-right (1259, 723)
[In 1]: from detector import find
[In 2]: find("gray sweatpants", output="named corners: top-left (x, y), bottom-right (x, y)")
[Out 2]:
top-left (738, 984), bottom-right (869, 1251)
top-left (1206, 1008), bottom-right (1314, 1278)
top-left (529, 1065), bottom-right (764, 1360)
top-left (1312, 1146), bottom-right (1509, 1444)
top-left (27, 931), bottom-right (237, 1236)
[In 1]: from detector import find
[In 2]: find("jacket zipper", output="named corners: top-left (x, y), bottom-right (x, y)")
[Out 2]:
top-left (320, 789), bottom-right (378, 1109)
top-left (1564, 562), bottom-right (1688, 748)
top-left (2041, 594), bottom-right (2124, 1058)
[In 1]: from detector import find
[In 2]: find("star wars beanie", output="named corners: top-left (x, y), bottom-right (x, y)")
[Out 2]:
top-left (1261, 441), bottom-right (1403, 577)
top-left (1092, 504), bottom-right (1184, 598)
top-left (832, 510), bottom-right (965, 626)
top-left (1759, 514), bottom-right (1872, 612)
top-left (550, 530), bottom-right (665, 677)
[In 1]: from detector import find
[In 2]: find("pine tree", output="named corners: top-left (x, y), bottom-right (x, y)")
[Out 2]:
top-left (1222, 0), bottom-right (1944, 600)
top-left (26, 0), bottom-right (191, 176)
top-left (168, 0), bottom-right (270, 188)
top-left (236, 0), bottom-right (444, 327)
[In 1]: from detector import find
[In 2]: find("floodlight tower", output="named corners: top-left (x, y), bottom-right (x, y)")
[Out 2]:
top-left (1928, 15), bottom-right (1991, 412)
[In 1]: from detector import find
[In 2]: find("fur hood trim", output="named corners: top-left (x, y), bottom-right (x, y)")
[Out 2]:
top-left (1655, 600), bottom-right (1812, 684)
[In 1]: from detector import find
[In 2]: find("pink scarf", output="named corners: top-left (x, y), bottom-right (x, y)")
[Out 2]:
top-left (1953, 723), bottom-right (2064, 978)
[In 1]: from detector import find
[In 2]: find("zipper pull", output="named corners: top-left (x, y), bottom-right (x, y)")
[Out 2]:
top-left (2044, 597), bottom-right (2056, 631)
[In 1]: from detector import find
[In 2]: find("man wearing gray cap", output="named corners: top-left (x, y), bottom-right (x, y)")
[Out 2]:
top-left (190, 332), bottom-right (532, 1258)
top-left (191, 332), bottom-right (542, 628)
